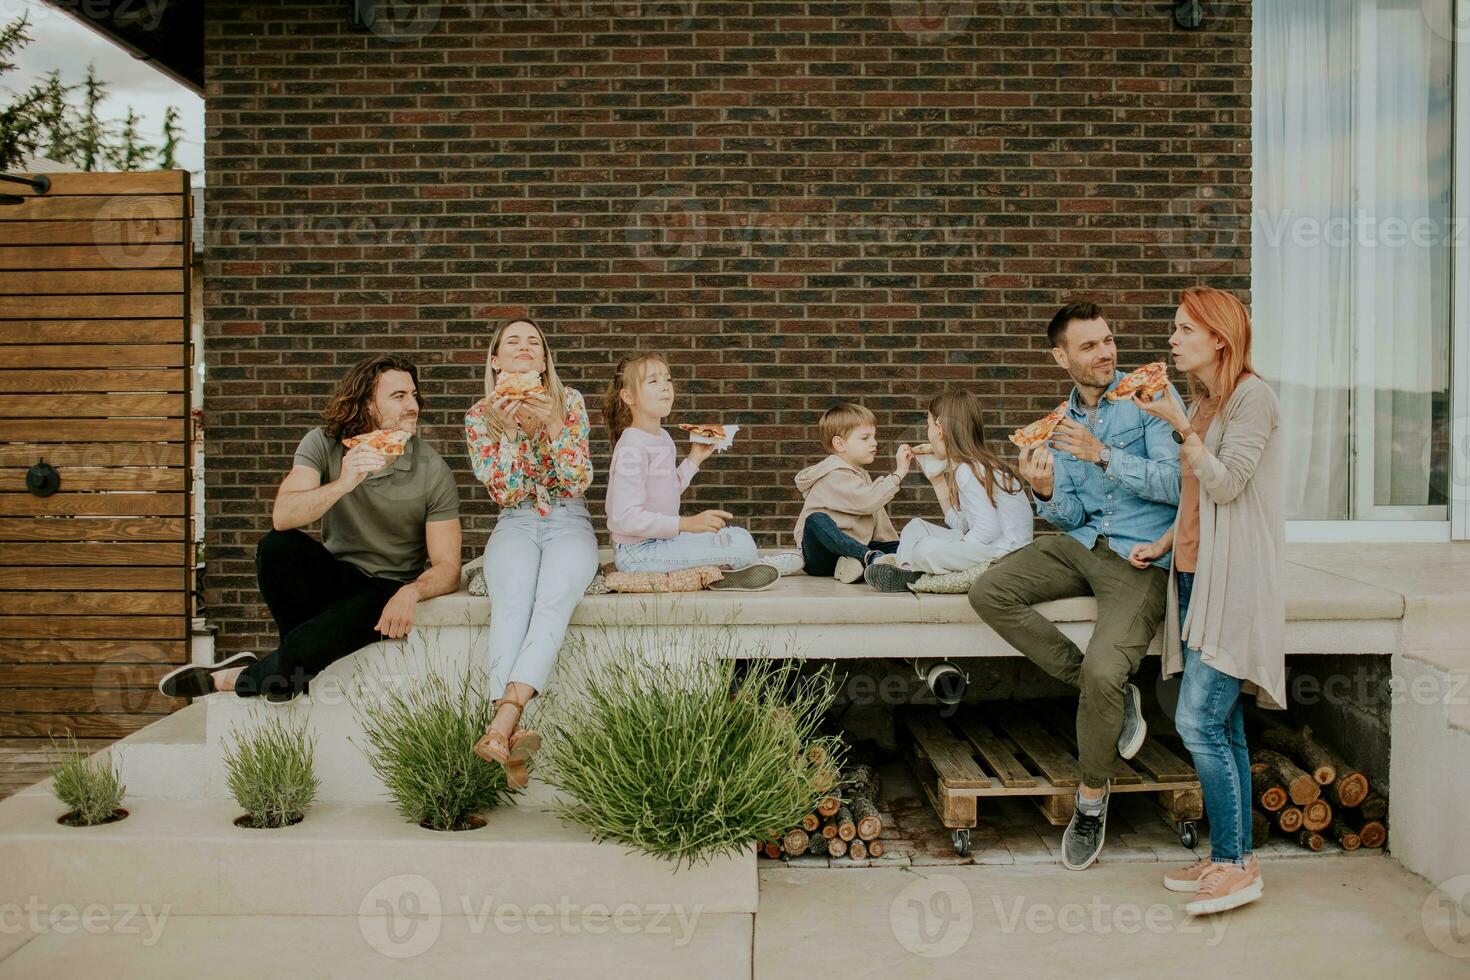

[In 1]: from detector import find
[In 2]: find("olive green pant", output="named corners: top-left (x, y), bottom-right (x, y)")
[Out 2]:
top-left (969, 534), bottom-right (1168, 788)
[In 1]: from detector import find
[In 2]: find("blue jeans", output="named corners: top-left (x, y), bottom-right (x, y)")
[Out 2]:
top-left (484, 498), bottom-right (599, 700)
top-left (614, 525), bottom-right (760, 573)
top-left (1174, 571), bottom-right (1252, 864)
top-left (800, 513), bottom-right (898, 577)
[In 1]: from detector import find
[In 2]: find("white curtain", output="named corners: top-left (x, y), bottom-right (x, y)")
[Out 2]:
top-left (1363, 1), bottom-right (1451, 508)
top-left (1252, 0), bottom-right (1354, 520)
top-left (1253, 0), bottom-right (1451, 519)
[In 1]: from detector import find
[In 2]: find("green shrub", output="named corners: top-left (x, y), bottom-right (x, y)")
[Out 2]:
top-left (539, 626), bottom-right (844, 869)
top-left (353, 661), bottom-right (513, 831)
top-left (49, 733), bottom-right (125, 826)
top-left (223, 712), bottom-right (320, 829)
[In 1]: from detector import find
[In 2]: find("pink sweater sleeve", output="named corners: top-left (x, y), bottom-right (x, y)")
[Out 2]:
top-left (676, 457), bottom-right (699, 492)
top-left (606, 442), bottom-right (681, 541)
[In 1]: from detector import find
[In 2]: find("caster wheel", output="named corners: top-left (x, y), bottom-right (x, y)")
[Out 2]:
top-left (1178, 821), bottom-right (1199, 848)
top-left (953, 829), bottom-right (972, 857)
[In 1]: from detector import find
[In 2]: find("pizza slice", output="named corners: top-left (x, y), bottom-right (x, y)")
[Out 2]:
top-left (1106, 361), bottom-right (1170, 402)
top-left (342, 428), bottom-right (411, 456)
top-left (493, 370), bottom-right (546, 401)
top-left (911, 443), bottom-right (935, 455)
top-left (679, 422), bottom-right (728, 441)
top-left (1009, 403), bottom-right (1068, 449)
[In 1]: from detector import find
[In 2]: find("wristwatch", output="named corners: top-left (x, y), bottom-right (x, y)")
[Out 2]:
top-left (1096, 446), bottom-right (1112, 469)
top-left (1171, 426), bottom-right (1194, 445)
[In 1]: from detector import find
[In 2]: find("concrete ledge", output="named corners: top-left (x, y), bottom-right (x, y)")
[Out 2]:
top-left (0, 790), bottom-right (756, 917)
top-left (403, 549), bottom-right (1407, 659)
top-left (0, 912), bottom-right (752, 979)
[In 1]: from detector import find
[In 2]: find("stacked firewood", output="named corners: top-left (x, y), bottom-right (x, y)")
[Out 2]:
top-left (759, 763), bottom-right (886, 862)
top-left (1250, 724), bottom-right (1386, 853)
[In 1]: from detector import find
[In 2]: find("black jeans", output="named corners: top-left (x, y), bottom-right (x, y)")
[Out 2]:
top-left (800, 512), bottom-right (899, 577)
top-left (236, 529), bottom-right (405, 697)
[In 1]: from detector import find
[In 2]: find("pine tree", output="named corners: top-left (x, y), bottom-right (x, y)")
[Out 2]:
top-left (72, 65), bottom-right (108, 172)
top-left (158, 106), bottom-right (181, 169)
top-left (0, 16), bottom-right (184, 172)
top-left (0, 15), bottom-right (42, 169)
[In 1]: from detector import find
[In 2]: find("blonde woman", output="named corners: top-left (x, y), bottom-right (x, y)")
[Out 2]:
top-left (1131, 286), bottom-right (1285, 916)
top-left (463, 319), bottom-right (596, 788)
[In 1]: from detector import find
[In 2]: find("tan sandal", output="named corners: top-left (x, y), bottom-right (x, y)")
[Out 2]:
top-left (473, 694), bottom-right (539, 789)
top-left (472, 696), bottom-right (516, 764)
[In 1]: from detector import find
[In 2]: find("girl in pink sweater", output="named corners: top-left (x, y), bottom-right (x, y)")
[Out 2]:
top-left (602, 353), bottom-right (795, 590)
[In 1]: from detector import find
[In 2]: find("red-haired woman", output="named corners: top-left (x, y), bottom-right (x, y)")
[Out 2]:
top-left (1129, 286), bottom-right (1286, 916)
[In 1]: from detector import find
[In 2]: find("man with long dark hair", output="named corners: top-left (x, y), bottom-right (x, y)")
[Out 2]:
top-left (159, 354), bottom-right (462, 702)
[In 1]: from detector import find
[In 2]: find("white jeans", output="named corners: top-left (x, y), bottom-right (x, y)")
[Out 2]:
top-left (897, 519), bottom-right (995, 574)
top-left (613, 526), bottom-right (759, 573)
top-left (483, 497), bottom-right (599, 700)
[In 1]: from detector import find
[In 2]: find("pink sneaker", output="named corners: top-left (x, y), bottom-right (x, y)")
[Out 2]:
top-left (1185, 860), bottom-right (1263, 916)
top-left (1165, 853), bottom-right (1259, 893)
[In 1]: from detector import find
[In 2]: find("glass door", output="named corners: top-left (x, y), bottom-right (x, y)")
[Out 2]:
top-left (1254, 0), bottom-right (1454, 527)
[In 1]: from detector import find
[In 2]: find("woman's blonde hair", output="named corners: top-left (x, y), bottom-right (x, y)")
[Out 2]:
top-left (483, 318), bottom-right (567, 424)
top-left (602, 352), bottom-right (669, 446)
top-left (1178, 286), bottom-right (1255, 408)
top-left (928, 389), bottom-right (1025, 508)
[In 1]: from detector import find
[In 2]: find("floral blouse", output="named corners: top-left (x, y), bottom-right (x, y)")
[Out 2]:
top-left (464, 387), bottom-right (593, 516)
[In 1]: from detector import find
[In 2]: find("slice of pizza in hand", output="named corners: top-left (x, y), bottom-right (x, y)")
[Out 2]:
top-left (1009, 403), bottom-right (1068, 449)
top-left (679, 422), bottom-right (727, 441)
top-left (679, 421), bottom-right (740, 451)
top-left (342, 428), bottom-right (411, 456)
top-left (911, 443), bottom-right (935, 455)
top-left (1106, 361), bottom-right (1170, 402)
top-left (493, 370), bottom-right (546, 401)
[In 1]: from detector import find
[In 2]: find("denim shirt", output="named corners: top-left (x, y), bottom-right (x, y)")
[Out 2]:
top-left (1034, 371), bottom-right (1183, 569)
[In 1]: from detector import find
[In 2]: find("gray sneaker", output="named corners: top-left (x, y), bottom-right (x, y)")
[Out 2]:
top-left (1117, 682), bottom-right (1146, 760)
top-left (709, 562), bottom-right (780, 591)
top-left (864, 562), bottom-right (922, 593)
top-left (1062, 784), bottom-right (1109, 871)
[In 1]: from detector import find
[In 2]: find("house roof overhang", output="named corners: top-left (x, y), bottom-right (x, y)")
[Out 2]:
top-left (42, 0), bottom-right (203, 95)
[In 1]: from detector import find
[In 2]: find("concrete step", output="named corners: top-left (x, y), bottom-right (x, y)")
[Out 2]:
top-left (0, 790), bottom-right (756, 919)
top-left (0, 911), bottom-right (751, 978)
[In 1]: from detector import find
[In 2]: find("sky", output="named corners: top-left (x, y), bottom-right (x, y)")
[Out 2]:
top-left (3, 0), bottom-right (205, 181)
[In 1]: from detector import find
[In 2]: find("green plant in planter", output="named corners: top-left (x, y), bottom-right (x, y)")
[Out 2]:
top-left (222, 712), bottom-right (320, 828)
top-left (49, 733), bottom-right (125, 826)
top-left (539, 625), bottom-right (844, 869)
top-left (353, 660), bottom-right (513, 831)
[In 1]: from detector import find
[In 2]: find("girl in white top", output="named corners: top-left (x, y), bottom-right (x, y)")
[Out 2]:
top-left (867, 389), bottom-right (1033, 591)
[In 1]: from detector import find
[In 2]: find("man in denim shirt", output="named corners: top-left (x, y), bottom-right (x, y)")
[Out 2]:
top-left (972, 302), bottom-right (1182, 872)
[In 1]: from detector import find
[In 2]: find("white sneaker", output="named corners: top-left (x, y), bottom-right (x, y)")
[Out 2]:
top-left (870, 553), bottom-right (899, 567)
top-left (833, 556), bottom-right (865, 584)
top-left (764, 551), bottom-right (805, 576)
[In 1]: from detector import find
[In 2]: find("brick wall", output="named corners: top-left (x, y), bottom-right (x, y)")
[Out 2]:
top-left (203, 0), bottom-right (1253, 652)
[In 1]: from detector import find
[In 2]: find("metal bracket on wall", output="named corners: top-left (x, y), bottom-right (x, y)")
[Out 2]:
top-left (0, 171), bottom-right (50, 206)
top-left (1174, 1), bottom-right (1205, 30)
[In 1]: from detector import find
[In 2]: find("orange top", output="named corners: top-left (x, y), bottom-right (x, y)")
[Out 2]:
top-left (1173, 399), bottom-right (1220, 574)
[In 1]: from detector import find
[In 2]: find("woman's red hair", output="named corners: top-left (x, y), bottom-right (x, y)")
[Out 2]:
top-left (1179, 286), bottom-right (1255, 407)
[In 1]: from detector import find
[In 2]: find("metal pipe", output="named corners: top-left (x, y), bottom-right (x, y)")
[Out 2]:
top-left (0, 173), bottom-right (51, 194)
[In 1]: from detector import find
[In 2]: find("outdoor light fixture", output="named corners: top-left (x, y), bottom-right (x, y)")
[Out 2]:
top-left (1174, 0), bottom-right (1205, 30)
top-left (913, 658), bottom-right (968, 706)
top-left (0, 171), bottom-right (49, 206)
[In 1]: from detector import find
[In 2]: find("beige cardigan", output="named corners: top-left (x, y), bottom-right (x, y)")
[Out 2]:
top-left (1163, 374), bottom-right (1287, 710)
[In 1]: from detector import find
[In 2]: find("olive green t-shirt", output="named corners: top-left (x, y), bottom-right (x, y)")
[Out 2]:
top-left (293, 427), bottom-right (460, 582)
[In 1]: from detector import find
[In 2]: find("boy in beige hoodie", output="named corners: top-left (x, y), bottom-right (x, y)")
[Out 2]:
top-left (794, 403), bottom-right (914, 583)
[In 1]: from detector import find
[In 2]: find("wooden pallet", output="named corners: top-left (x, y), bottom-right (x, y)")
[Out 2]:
top-left (902, 702), bottom-right (1203, 835)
